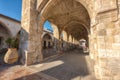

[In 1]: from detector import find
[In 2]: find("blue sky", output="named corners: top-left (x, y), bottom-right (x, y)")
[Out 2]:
top-left (44, 21), bottom-right (53, 31)
top-left (0, 0), bottom-right (22, 21)
top-left (0, 0), bottom-right (52, 31)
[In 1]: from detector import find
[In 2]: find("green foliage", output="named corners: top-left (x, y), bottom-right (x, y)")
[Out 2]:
top-left (5, 38), bottom-right (19, 48)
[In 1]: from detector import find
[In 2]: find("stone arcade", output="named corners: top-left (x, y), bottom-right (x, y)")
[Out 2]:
top-left (0, 14), bottom-right (21, 49)
top-left (20, 0), bottom-right (120, 80)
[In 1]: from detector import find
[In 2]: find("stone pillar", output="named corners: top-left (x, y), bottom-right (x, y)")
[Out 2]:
top-left (94, 0), bottom-right (120, 79)
top-left (68, 35), bottom-right (72, 50)
top-left (62, 30), bottom-right (68, 51)
top-left (71, 36), bottom-right (74, 48)
top-left (72, 38), bottom-right (76, 48)
top-left (89, 26), bottom-right (98, 60)
top-left (51, 23), bottom-right (60, 53)
top-left (20, 0), bottom-right (44, 65)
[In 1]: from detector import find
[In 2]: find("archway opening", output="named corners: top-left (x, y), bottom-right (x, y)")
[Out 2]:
top-left (0, 23), bottom-right (12, 65)
top-left (38, 1), bottom-right (93, 78)
top-left (43, 33), bottom-right (52, 49)
top-left (0, 23), bottom-right (11, 49)
top-left (42, 20), bottom-right (59, 59)
top-left (39, 0), bottom-right (90, 52)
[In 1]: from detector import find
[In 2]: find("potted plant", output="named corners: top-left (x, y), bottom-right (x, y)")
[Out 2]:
top-left (4, 38), bottom-right (19, 64)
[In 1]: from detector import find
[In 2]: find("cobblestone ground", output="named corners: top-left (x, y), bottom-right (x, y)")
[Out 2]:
top-left (0, 49), bottom-right (96, 80)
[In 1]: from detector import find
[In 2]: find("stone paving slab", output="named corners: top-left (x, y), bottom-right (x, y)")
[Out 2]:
top-left (29, 50), bottom-right (97, 80)
top-left (0, 65), bottom-right (57, 80)
top-left (0, 50), bottom-right (97, 80)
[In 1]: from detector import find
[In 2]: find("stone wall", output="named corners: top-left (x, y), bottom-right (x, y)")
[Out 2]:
top-left (91, 0), bottom-right (120, 80)
top-left (20, 0), bottom-right (44, 65)
top-left (0, 15), bottom-right (21, 49)
top-left (0, 15), bottom-right (21, 37)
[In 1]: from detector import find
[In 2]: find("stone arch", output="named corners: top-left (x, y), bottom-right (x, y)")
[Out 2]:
top-left (42, 32), bottom-right (54, 41)
top-left (38, 0), bottom-right (94, 23)
top-left (42, 20), bottom-right (60, 49)
top-left (0, 21), bottom-right (12, 36)
top-left (62, 30), bottom-right (68, 42)
top-left (37, 0), bottom-right (93, 30)
top-left (43, 33), bottom-right (52, 40)
top-left (64, 23), bottom-right (89, 41)
top-left (63, 20), bottom-right (90, 34)
top-left (37, 0), bottom-right (92, 44)
top-left (0, 21), bottom-right (12, 49)
top-left (50, 22), bottom-right (60, 39)
top-left (41, 21), bottom-right (60, 59)
top-left (74, 0), bottom-right (95, 22)
top-left (38, 19), bottom-right (60, 58)
top-left (50, 23), bottom-right (61, 51)
top-left (42, 20), bottom-right (60, 39)
top-left (42, 33), bottom-right (53, 49)
top-left (37, 0), bottom-right (91, 44)
top-left (21, 0), bottom-right (95, 66)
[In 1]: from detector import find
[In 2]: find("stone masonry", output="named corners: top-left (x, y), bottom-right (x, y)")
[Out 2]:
top-left (21, 0), bottom-right (120, 80)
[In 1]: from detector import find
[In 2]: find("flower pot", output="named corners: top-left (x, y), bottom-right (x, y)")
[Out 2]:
top-left (4, 48), bottom-right (19, 64)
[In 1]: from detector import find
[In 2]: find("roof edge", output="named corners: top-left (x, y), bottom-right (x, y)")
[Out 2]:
top-left (0, 14), bottom-right (21, 23)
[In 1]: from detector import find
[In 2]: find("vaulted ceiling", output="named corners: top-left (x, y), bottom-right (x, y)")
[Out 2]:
top-left (41, 0), bottom-right (90, 40)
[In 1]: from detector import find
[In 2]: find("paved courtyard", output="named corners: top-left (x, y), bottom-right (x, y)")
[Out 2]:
top-left (0, 49), bottom-right (96, 80)
top-left (29, 49), bottom-right (96, 80)
top-left (0, 65), bottom-right (56, 80)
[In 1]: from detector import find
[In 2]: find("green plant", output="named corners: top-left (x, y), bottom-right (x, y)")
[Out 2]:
top-left (5, 38), bottom-right (19, 48)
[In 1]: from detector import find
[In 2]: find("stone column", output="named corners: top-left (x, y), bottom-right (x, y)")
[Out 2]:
top-left (89, 26), bottom-right (97, 60)
top-left (68, 35), bottom-right (72, 50)
top-left (71, 36), bottom-right (74, 48)
top-left (94, 0), bottom-right (120, 79)
top-left (20, 0), bottom-right (44, 65)
top-left (51, 23), bottom-right (60, 53)
top-left (62, 30), bottom-right (68, 51)
top-left (72, 38), bottom-right (76, 48)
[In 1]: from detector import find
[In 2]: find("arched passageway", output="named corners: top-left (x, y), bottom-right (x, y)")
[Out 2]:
top-left (42, 33), bottom-right (55, 58)
top-left (42, 33), bottom-right (53, 49)
top-left (39, 0), bottom-right (91, 53)
top-left (21, 0), bottom-right (91, 68)
top-left (21, 0), bottom-right (120, 80)
top-left (42, 20), bottom-right (60, 59)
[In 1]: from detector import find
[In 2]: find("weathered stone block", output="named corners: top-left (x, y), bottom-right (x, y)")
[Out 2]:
top-left (97, 10), bottom-right (118, 22)
top-left (101, 68), bottom-right (111, 76)
top-left (97, 0), bottom-right (117, 13)
top-left (98, 29), bottom-right (106, 36)
top-left (112, 43), bottom-right (120, 50)
top-left (114, 35), bottom-right (120, 43)
top-left (94, 65), bottom-right (101, 79)
top-left (101, 77), bottom-right (113, 80)
top-left (114, 75), bottom-right (120, 80)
